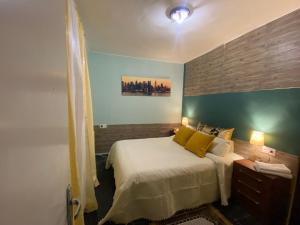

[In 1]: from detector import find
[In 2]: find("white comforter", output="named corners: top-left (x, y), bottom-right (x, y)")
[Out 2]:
top-left (99, 136), bottom-right (241, 225)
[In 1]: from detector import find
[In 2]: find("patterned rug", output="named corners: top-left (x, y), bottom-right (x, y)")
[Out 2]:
top-left (177, 217), bottom-right (214, 225)
top-left (151, 205), bottom-right (229, 225)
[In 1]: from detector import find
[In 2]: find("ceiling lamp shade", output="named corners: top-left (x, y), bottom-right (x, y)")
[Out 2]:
top-left (169, 6), bottom-right (191, 23)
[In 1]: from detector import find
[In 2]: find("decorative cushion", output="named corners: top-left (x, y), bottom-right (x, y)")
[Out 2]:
top-left (196, 122), bottom-right (205, 131)
top-left (201, 125), bottom-right (235, 140)
top-left (218, 128), bottom-right (235, 140)
top-left (173, 126), bottom-right (195, 146)
top-left (202, 125), bottom-right (215, 134)
top-left (184, 132), bottom-right (215, 158)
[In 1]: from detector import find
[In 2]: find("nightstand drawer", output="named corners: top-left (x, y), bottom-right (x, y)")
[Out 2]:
top-left (234, 162), bottom-right (269, 194)
top-left (234, 178), bottom-right (263, 202)
top-left (236, 178), bottom-right (262, 195)
top-left (235, 188), bottom-right (264, 215)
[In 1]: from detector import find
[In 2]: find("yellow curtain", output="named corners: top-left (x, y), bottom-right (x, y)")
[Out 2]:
top-left (79, 19), bottom-right (100, 211)
top-left (66, 0), bottom-right (99, 224)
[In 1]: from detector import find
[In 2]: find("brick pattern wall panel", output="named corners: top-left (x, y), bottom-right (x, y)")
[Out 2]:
top-left (94, 123), bottom-right (180, 153)
top-left (185, 46), bottom-right (225, 95)
top-left (225, 25), bottom-right (268, 93)
top-left (265, 10), bottom-right (300, 89)
top-left (184, 9), bottom-right (300, 96)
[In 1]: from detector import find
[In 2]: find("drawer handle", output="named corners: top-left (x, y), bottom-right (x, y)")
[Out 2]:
top-left (237, 189), bottom-right (260, 205)
top-left (239, 168), bottom-right (263, 183)
top-left (237, 179), bottom-right (262, 194)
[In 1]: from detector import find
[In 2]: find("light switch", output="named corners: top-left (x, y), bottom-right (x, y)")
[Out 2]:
top-left (262, 146), bottom-right (276, 157)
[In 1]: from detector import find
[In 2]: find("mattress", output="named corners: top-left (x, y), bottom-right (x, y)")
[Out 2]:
top-left (99, 136), bottom-right (241, 224)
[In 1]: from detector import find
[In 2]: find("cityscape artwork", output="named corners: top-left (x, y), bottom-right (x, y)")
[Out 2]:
top-left (121, 75), bottom-right (171, 96)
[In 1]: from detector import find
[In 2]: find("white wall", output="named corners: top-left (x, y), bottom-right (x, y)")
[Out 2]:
top-left (0, 1), bottom-right (69, 225)
top-left (88, 52), bottom-right (184, 125)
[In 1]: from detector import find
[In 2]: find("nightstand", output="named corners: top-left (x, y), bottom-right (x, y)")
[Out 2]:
top-left (169, 128), bottom-right (179, 136)
top-left (232, 159), bottom-right (291, 225)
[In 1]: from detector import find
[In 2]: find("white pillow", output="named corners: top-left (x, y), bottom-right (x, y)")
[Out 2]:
top-left (208, 137), bottom-right (233, 157)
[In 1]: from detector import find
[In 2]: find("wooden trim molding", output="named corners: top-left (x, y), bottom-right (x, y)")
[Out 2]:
top-left (94, 123), bottom-right (180, 153)
top-left (234, 138), bottom-right (298, 177)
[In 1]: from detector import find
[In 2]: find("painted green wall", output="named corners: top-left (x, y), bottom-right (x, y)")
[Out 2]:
top-left (182, 88), bottom-right (300, 155)
top-left (88, 52), bottom-right (184, 125)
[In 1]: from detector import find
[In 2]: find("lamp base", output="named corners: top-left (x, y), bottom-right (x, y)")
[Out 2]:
top-left (248, 154), bottom-right (258, 162)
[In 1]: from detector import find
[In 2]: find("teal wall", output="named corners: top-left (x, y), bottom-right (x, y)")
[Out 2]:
top-left (182, 88), bottom-right (300, 155)
top-left (88, 52), bottom-right (184, 125)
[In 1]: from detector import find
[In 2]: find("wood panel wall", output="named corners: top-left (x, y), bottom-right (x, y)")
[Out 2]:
top-left (184, 9), bottom-right (300, 96)
top-left (94, 123), bottom-right (179, 153)
top-left (234, 139), bottom-right (298, 176)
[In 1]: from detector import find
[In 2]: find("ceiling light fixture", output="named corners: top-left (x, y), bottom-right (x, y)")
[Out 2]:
top-left (169, 5), bottom-right (191, 24)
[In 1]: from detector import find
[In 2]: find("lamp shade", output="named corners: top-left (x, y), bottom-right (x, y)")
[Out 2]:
top-left (181, 117), bottom-right (188, 126)
top-left (250, 131), bottom-right (264, 146)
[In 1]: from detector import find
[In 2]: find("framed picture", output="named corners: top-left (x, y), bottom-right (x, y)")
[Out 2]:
top-left (121, 75), bottom-right (171, 96)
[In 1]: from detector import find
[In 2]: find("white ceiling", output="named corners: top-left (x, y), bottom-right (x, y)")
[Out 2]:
top-left (76, 0), bottom-right (300, 63)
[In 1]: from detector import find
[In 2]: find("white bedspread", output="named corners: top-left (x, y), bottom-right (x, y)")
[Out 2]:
top-left (99, 136), bottom-right (241, 225)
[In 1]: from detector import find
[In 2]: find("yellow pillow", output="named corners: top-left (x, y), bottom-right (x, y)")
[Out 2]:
top-left (185, 132), bottom-right (215, 157)
top-left (173, 126), bottom-right (195, 146)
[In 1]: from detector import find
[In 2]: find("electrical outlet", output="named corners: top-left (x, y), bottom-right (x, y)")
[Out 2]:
top-left (98, 124), bottom-right (107, 129)
top-left (262, 146), bottom-right (276, 157)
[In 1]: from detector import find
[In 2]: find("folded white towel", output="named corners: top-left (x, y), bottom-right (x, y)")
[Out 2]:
top-left (254, 160), bottom-right (291, 174)
top-left (254, 165), bottom-right (293, 179)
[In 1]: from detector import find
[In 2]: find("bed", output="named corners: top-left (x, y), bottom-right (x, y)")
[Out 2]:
top-left (99, 136), bottom-right (242, 225)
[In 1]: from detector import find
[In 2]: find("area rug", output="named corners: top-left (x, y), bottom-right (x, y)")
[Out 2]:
top-left (151, 205), bottom-right (229, 225)
top-left (177, 217), bottom-right (214, 225)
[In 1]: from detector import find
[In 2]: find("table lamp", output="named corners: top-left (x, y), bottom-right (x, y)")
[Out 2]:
top-left (249, 130), bottom-right (264, 161)
top-left (181, 117), bottom-right (188, 126)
